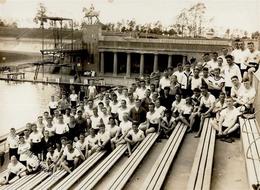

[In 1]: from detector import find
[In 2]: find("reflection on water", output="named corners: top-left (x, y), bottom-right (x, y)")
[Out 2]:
top-left (0, 81), bottom-right (61, 135)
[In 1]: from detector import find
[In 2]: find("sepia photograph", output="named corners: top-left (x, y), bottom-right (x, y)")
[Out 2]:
top-left (0, 0), bottom-right (260, 189)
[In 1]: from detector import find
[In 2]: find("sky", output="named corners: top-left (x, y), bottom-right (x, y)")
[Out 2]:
top-left (0, 0), bottom-right (259, 33)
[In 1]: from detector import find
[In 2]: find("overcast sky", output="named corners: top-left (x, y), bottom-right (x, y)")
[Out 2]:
top-left (0, 0), bottom-right (259, 32)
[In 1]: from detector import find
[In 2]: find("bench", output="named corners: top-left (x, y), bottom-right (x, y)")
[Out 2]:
top-left (34, 169), bottom-right (67, 190)
top-left (107, 133), bottom-right (159, 190)
top-left (74, 144), bottom-right (128, 190)
top-left (52, 151), bottom-right (106, 190)
top-left (4, 173), bottom-right (37, 190)
top-left (17, 171), bottom-right (51, 190)
top-left (187, 118), bottom-right (216, 190)
top-left (141, 122), bottom-right (187, 190)
top-left (239, 117), bottom-right (260, 190)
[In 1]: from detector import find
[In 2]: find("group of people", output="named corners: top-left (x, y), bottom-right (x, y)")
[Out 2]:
top-left (1, 39), bottom-right (259, 185)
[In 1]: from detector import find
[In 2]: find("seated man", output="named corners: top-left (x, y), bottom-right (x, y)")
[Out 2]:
top-left (211, 97), bottom-right (242, 142)
top-left (179, 97), bottom-right (194, 132)
top-left (84, 128), bottom-right (98, 158)
top-left (139, 103), bottom-right (161, 135)
top-left (125, 122), bottom-right (145, 156)
top-left (236, 78), bottom-right (256, 113)
top-left (195, 85), bottom-right (216, 138)
top-left (26, 152), bottom-right (41, 174)
top-left (0, 156), bottom-right (27, 185)
top-left (160, 110), bottom-right (177, 138)
top-left (114, 113), bottom-right (132, 146)
top-left (96, 124), bottom-right (111, 152)
top-left (60, 141), bottom-right (84, 173)
top-left (46, 146), bottom-right (60, 173)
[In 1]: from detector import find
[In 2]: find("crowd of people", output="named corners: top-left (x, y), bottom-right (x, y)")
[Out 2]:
top-left (1, 39), bottom-right (259, 185)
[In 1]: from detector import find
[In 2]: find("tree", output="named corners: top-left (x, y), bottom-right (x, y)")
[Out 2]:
top-left (33, 3), bottom-right (47, 27)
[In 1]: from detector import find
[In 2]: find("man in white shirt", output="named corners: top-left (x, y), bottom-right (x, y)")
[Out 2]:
top-left (230, 76), bottom-right (242, 104)
top-left (0, 156), bottom-right (27, 185)
top-left (207, 52), bottom-right (219, 72)
top-left (159, 71), bottom-right (171, 91)
top-left (224, 55), bottom-right (242, 96)
top-left (180, 62), bottom-right (193, 97)
top-left (49, 95), bottom-right (58, 116)
top-left (172, 63), bottom-right (183, 83)
top-left (237, 41), bottom-right (249, 77)
top-left (244, 42), bottom-right (260, 82)
top-left (195, 86), bottom-right (216, 138)
top-left (211, 97), bottom-right (242, 142)
top-left (236, 78), bottom-right (256, 112)
top-left (17, 135), bottom-right (31, 166)
top-left (125, 122), bottom-right (145, 156)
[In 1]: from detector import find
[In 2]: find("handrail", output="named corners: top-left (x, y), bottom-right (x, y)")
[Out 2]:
top-left (246, 137), bottom-right (260, 161)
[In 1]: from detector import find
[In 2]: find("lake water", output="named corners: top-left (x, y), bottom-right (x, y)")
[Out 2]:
top-left (0, 81), bottom-right (60, 135)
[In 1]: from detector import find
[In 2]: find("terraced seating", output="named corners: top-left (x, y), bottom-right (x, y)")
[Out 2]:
top-left (3, 173), bottom-right (37, 190)
top-left (17, 171), bottom-right (50, 190)
top-left (142, 122), bottom-right (187, 190)
top-left (52, 151), bottom-right (106, 190)
top-left (107, 133), bottom-right (159, 190)
top-left (74, 144), bottom-right (128, 190)
top-left (34, 169), bottom-right (67, 190)
top-left (239, 117), bottom-right (260, 190)
top-left (187, 118), bottom-right (216, 190)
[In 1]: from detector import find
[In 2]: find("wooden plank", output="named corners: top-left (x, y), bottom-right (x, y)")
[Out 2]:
top-left (248, 119), bottom-right (260, 184)
top-left (153, 125), bottom-right (187, 190)
top-left (34, 170), bottom-right (67, 190)
top-left (53, 151), bottom-right (106, 190)
top-left (195, 118), bottom-right (212, 190)
top-left (203, 119), bottom-right (216, 190)
top-left (186, 118), bottom-right (210, 190)
top-left (74, 144), bottom-right (128, 190)
top-left (16, 172), bottom-right (46, 190)
top-left (5, 173), bottom-right (37, 190)
top-left (142, 123), bottom-right (183, 189)
top-left (107, 133), bottom-right (155, 190)
top-left (18, 172), bottom-right (50, 190)
top-left (108, 133), bottom-right (159, 190)
top-left (239, 118), bottom-right (259, 188)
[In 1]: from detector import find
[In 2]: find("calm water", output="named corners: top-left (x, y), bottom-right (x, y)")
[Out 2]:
top-left (0, 81), bottom-right (61, 135)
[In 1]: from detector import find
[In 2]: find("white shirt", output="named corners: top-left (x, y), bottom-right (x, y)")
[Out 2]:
top-left (201, 94), bottom-right (216, 108)
top-left (128, 129), bottom-right (145, 142)
top-left (46, 151), bottom-right (60, 162)
top-left (224, 64), bottom-right (242, 87)
top-left (90, 115), bottom-right (101, 129)
top-left (74, 140), bottom-right (86, 151)
top-left (180, 104), bottom-right (193, 115)
top-left (18, 142), bottom-right (31, 161)
top-left (146, 111), bottom-right (161, 124)
top-left (180, 71), bottom-right (193, 89)
top-left (7, 162), bottom-right (26, 174)
top-left (191, 76), bottom-right (202, 90)
top-left (69, 94), bottom-right (78, 101)
top-left (118, 107), bottom-right (130, 121)
top-left (84, 135), bottom-right (98, 148)
top-left (63, 148), bottom-right (81, 161)
top-left (7, 135), bottom-right (19, 149)
top-left (29, 132), bottom-right (43, 143)
top-left (172, 71), bottom-right (183, 83)
top-left (54, 123), bottom-right (69, 135)
top-left (172, 99), bottom-right (185, 113)
top-left (88, 86), bottom-right (96, 95)
top-left (238, 49), bottom-right (249, 70)
top-left (119, 120), bottom-right (132, 135)
top-left (135, 87), bottom-right (147, 99)
top-left (155, 106), bottom-right (166, 117)
top-left (231, 49), bottom-right (241, 63)
top-left (110, 102), bottom-right (120, 114)
top-left (97, 131), bottom-right (110, 143)
top-left (208, 76), bottom-right (225, 90)
top-left (159, 77), bottom-right (171, 89)
top-left (27, 155), bottom-right (39, 170)
top-left (220, 107), bottom-right (241, 127)
top-left (245, 50), bottom-right (260, 64)
top-left (49, 101), bottom-right (58, 109)
top-left (237, 85), bottom-right (256, 104)
top-left (207, 59), bottom-right (218, 70)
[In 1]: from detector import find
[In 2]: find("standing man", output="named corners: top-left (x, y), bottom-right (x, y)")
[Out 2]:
top-left (224, 55), bottom-right (242, 96)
